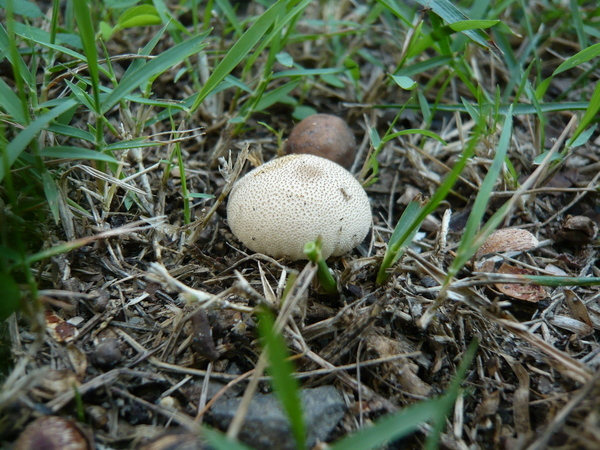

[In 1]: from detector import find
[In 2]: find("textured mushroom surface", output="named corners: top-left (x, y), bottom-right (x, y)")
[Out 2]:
top-left (284, 114), bottom-right (356, 169)
top-left (227, 154), bottom-right (371, 260)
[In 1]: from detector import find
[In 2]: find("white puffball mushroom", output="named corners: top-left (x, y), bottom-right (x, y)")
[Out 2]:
top-left (227, 154), bottom-right (371, 261)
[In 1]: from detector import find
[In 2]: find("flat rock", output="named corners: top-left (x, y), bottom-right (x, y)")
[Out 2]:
top-left (208, 385), bottom-right (346, 449)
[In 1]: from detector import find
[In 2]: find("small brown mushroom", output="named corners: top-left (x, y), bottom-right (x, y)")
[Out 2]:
top-left (14, 416), bottom-right (90, 450)
top-left (284, 114), bottom-right (356, 169)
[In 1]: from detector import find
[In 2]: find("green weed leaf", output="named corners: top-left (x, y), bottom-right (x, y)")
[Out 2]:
top-left (391, 74), bottom-right (417, 90)
top-left (0, 272), bottom-right (20, 321)
top-left (257, 307), bottom-right (306, 450)
top-left (0, 98), bottom-right (78, 183)
top-left (118, 5), bottom-right (162, 29)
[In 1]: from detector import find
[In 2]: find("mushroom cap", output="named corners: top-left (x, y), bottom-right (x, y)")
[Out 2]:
top-left (227, 154), bottom-right (371, 261)
top-left (284, 114), bottom-right (356, 169)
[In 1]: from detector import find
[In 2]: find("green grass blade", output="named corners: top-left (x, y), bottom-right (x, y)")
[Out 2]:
top-left (202, 426), bottom-right (253, 450)
top-left (272, 67), bottom-right (346, 79)
top-left (568, 0), bottom-right (588, 50)
top-left (381, 129), bottom-right (447, 145)
top-left (376, 102), bottom-right (590, 115)
top-left (414, 0), bottom-right (498, 52)
top-left (214, 0), bottom-right (243, 36)
top-left (424, 339), bottom-right (479, 449)
top-left (376, 129), bottom-right (483, 285)
top-left (257, 307), bottom-right (306, 450)
top-left (488, 275), bottom-right (600, 287)
top-left (0, 98), bottom-right (78, 183)
top-left (46, 124), bottom-right (95, 142)
top-left (254, 79), bottom-right (300, 111)
top-left (0, 78), bottom-right (28, 125)
top-left (554, 42), bottom-right (600, 76)
top-left (332, 396), bottom-right (444, 449)
top-left (117, 5), bottom-right (162, 29)
top-left (537, 42), bottom-right (600, 99)
top-left (3, 0), bottom-right (43, 17)
top-left (40, 146), bottom-right (119, 163)
top-left (333, 340), bottom-right (478, 449)
top-left (568, 81), bottom-right (600, 147)
top-left (0, 22), bottom-right (33, 89)
top-left (13, 21), bottom-right (82, 52)
top-left (41, 169), bottom-right (60, 224)
top-left (152, 0), bottom-right (192, 40)
top-left (101, 31), bottom-right (210, 114)
top-left (447, 106), bottom-right (513, 279)
top-left (395, 55), bottom-right (454, 77)
top-left (448, 19), bottom-right (499, 33)
top-left (377, 200), bottom-right (424, 282)
top-left (73, 0), bottom-right (101, 112)
top-left (0, 272), bottom-right (21, 321)
top-left (189, 0), bottom-right (286, 113)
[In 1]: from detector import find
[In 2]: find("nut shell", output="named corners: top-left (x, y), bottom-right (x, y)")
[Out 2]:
top-left (14, 416), bottom-right (90, 450)
top-left (227, 154), bottom-right (371, 260)
top-left (475, 228), bottom-right (539, 261)
top-left (284, 114), bottom-right (356, 169)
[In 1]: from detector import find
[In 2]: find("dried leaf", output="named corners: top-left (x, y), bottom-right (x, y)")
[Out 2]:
top-left (67, 344), bottom-right (88, 379)
top-left (555, 215), bottom-right (598, 244)
top-left (45, 310), bottom-right (78, 343)
top-left (495, 264), bottom-right (547, 302)
top-left (549, 315), bottom-right (594, 337)
top-left (510, 361), bottom-right (531, 437)
top-left (564, 289), bottom-right (593, 327)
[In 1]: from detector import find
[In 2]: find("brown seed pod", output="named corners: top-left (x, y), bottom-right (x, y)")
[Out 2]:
top-left (474, 228), bottom-right (539, 261)
top-left (555, 215), bottom-right (598, 244)
top-left (284, 114), bottom-right (356, 169)
top-left (14, 416), bottom-right (91, 450)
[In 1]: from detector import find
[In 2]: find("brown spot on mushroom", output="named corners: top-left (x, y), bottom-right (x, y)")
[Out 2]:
top-left (340, 187), bottom-right (351, 201)
top-left (284, 114), bottom-right (356, 169)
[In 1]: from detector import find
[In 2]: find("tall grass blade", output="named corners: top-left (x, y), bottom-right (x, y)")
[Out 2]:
top-left (553, 42), bottom-right (600, 76)
top-left (101, 31), bottom-right (210, 114)
top-left (257, 307), bottom-right (306, 450)
top-left (377, 200), bottom-right (423, 282)
top-left (332, 339), bottom-right (478, 449)
top-left (41, 170), bottom-right (60, 225)
top-left (40, 146), bottom-right (119, 163)
top-left (447, 105), bottom-right (514, 279)
top-left (202, 426), bottom-right (253, 450)
top-left (0, 272), bottom-right (20, 321)
top-left (376, 129), bottom-right (483, 285)
top-left (414, 0), bottom-right (499, 53)
top-left (189, 1), bottom-right (286, 113)
top-left (0, 98), bottom-right (78, 183)
top-left (73, 0), bottom-right (101, 112)
top-left (424, 339), bottom-right (479, 449)
top-left (0, 78), bottom-right (28, 125)
top-left (567, 81), bottom-right (600, 146)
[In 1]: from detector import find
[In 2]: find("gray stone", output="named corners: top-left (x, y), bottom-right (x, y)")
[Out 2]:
top-left (208, 385), bottom-right (346, 449)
